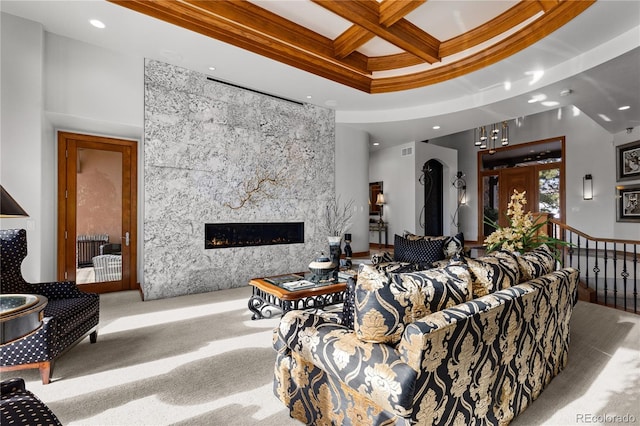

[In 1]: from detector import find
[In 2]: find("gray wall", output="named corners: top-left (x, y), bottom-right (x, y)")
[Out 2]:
top-left (143, 60), bottom-right (335, 299)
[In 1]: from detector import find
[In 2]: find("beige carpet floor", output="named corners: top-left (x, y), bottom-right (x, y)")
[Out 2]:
top-left (7, 287), bottom-right (640, 425)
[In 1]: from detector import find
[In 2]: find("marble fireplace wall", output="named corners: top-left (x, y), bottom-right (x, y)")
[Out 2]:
top-left (143, 59), bottom-right (334, 300)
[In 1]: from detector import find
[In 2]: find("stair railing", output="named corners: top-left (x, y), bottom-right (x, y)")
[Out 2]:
top-left (549, 219), bottom-right (639, 314)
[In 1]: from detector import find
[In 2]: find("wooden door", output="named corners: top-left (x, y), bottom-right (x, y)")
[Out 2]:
top-left (57, 132), bottom-right (137, 293)
top-left (498, 167), bottom-right (536, 227)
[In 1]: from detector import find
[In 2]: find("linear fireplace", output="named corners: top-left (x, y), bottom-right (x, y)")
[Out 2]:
top-left (205, 222), bottom-right (304, 249)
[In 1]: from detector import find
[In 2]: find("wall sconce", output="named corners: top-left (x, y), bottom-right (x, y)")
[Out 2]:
top-left (583, 174), bottom-right (593, 200)
top-left (453, 172), bottom-right (467, 205)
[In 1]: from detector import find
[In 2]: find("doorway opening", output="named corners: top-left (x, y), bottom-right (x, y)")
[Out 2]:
top-left (57, 132), bottom-right (138, 293)
top-left (478, 137), bottom-right (565, 240)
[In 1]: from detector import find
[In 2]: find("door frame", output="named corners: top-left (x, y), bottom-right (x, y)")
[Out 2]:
top-left (57, 131), bottom-right (138, 292)
top-left (477, 136), bottom-right (566, 241)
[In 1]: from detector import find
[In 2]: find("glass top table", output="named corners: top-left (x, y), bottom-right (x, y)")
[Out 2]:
top-left (0, 294), bottom-right (48, 344)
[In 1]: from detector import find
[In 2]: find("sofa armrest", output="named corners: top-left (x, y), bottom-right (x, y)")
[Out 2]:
top-left (27, 281), bottom-right (95, 300)
top-left (276, 310), bottom-right (417, 416)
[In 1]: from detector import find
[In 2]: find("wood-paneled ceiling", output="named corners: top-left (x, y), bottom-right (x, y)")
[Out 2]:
top-left (110, 0), bottom-right (594, 94)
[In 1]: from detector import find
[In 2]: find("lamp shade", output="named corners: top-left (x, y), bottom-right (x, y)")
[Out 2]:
top-left (0, 185), bottom-right (29, 217)
top-left (376, 193), bottom-right (385, 205)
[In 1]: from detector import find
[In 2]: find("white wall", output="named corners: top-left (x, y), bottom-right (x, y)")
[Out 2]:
top-left (1, 13), bottom-right (46, 281)
top-left (369, 142), bottom-right (458, 244)
top-left (431, 107), bottom-right (640, 241)
top-left (335, 125), bottom-right (369, 254)
top-left (414, 142), bottom-right (458, 237)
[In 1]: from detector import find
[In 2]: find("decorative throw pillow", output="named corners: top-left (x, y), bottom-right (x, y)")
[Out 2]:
top-left (353, 263), bottom-right (472, 345)
top-left (402, 232), bottom-right (465, 259)
top-left (371, 251), bottom-right (393, 265)
top-left (460, 251), bottom-right (520, 298)
top-left (394, 234), bottom-right (445, 265)
top-left (443, 232), bottom-right (465, 258)
top-left (516, 244), bottom-right (556, 281)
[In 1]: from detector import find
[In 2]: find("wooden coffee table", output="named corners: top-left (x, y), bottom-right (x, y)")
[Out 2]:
top-left (248, 273), bottom-right (348, 320)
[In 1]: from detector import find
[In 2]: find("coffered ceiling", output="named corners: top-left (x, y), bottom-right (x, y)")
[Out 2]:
top-left (110, 0), bottom-right (593, 93)
top-left (2, 0), bottom-right (639, 148)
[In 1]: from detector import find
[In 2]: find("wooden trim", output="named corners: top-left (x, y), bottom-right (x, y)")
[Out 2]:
top-left (313, 0), bottom-right (440, 63)
top-left (439, 1), bottom-right (541, 58)
top-left (57, 132), bottom-right (138, 293)
top-left (334, 26), bottom-right (375, 59)
top-left (550, 219), bottom-right (640, 246)
top-left (107, 0), bottom-right (594, 92)
top-left (477, 136), bottom-right (566, 242)
top-left (378, 0), bottom-right (426, 27)
top-left (371, 1), bottom-right (594, 92)
top-left (249, 276), bottom-right (347, 301)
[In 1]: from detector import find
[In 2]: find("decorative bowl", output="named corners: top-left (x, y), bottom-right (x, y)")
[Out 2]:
top-left (309, 253), bottom-right (336, 281)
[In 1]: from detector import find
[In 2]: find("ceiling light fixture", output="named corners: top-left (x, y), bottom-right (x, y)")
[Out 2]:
top-left (541, 101), bottom-right (559, 107)
top-left (373, 142), bottom-right (380, 146)
top-left (89, 19), bottom-right (106, 29)
top-left (525, 70), bottom-right (544, 85)
top-left (619, 105), bottom-right (631, 111)
top-left (208, 66), bottom-right (216, 71)
top-left (560, 89), bottom-right (573, 97)
top-left (474, 121), bottom-right (509, 155)
top-left (598, 114), bottom-right (612, 122)
top-left (433, 125), bottom-right (440, 130)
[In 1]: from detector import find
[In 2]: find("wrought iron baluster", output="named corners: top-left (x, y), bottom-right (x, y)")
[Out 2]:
top-left (633, 246), bottom-right (638, 314)
top-left (621, 244), bottom-right (628, 312)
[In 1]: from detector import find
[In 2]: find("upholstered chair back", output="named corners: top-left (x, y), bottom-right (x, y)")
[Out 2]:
top-left (0, 229), bottom-right (30, 294)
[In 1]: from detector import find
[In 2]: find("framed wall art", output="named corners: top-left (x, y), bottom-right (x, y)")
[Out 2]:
top-left (616, 140), bottom-right (640, 181)
top-left (617, 184), bottom-right (640, 222)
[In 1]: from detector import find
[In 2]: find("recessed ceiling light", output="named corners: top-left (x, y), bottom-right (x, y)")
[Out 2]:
top-left (528, 94), bottom-right (547, 103)
top-left (619, 105), bottom-right (631, 111)
top-left (541, 101), bottom-right (559, 107)
top-left (432, 125), bottom-right (440, 130)
top-left (504, 81), bottom-right (512, 91)
top-left (89, 19), bottom-right (105, 29)
top-left (373, 142), bottom-right (380, 146)
top-left (208, 66), bottom-right (216, 71)
top-left (598, 114), bottom-right (612, 122)
top-left (306, 95), bottom-right (312, 99)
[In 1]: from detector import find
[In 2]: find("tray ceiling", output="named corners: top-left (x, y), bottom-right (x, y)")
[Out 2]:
top-left (109, 0), bottom-right (595, 93)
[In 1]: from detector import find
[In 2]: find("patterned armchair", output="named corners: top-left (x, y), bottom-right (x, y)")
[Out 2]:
top-left (0, 229), bottom-right (100, 384)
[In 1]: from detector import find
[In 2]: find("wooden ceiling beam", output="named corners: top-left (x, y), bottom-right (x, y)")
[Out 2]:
top-left (186, 0), bottom-right (370, 73)
top-left (312, 0), bottom-right (440, 64)
top-left (109, 0), bottom-right (372, 92)
top-left (371, 0), bottom-right (595, 93)
top-left (378, 0), bottom-right (426, 27)
top-left (334, 26), bottom-right (375, 59)
top-left (439, 1), bottom-right (542, 57)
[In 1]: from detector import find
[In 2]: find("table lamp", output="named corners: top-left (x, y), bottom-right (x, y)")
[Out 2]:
top-left (376, 193), bottom-right (385, 224)
top-left (0, 185), bottom-right (29, 217)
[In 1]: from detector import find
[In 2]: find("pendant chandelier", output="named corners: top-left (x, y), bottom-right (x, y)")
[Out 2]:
top-left (474, 121), bottom-right (509, 154)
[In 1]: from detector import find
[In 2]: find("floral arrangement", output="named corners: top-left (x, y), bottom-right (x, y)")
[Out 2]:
top-left (484, 190), bottom-right (569, 255)
top-left (324, 196), bottom-right (355, 237)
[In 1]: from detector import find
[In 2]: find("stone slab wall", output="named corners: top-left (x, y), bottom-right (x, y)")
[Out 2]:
top-left (143, 60), bottom-right (334, 300)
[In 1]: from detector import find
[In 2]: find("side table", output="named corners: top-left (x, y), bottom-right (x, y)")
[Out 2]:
top-left (0, 294), bottom-right (48, 344)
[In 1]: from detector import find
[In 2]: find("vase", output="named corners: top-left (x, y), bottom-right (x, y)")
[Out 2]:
top-left (343, 233), bottom-right (353, 268)
top-left (327, 236), bottom-right (342, 274)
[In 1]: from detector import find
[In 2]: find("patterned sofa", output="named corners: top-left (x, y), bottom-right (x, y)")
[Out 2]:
top-left (273, 245), bottom-right (579, 425)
